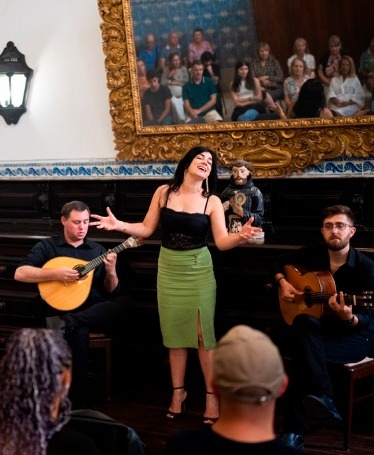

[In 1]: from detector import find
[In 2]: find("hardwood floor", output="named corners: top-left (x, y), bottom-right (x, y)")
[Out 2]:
top-left (87, 347), bottom-right (374, 455)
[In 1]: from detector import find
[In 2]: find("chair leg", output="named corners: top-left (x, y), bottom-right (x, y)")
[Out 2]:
top-left (105, 340), bottom-right (111, 401)
top-left (89, 335), bottom-right (112, 402)
top-left (343, 373), bottom-right (355, 451)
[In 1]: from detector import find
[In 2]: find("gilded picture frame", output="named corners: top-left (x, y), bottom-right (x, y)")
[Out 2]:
top-left (97, 0), bottom-right (374, 177)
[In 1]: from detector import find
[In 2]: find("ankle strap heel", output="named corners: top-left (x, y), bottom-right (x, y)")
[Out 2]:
top-left (166, 386), bottom-right (187, 420)
top-left (203, 391), bottom-right (219, 425)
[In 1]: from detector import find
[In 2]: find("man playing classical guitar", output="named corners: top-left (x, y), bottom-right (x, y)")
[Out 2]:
top-left (272, 205), bottom-right (374, 450)
top-left (14, 200), bottom-right (135, 407)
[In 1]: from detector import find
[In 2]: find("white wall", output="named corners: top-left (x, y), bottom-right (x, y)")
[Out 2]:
top-left (0, 0), bottom-right (115, 162)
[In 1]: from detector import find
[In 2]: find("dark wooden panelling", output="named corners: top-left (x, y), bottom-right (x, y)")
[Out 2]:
top-left (117, 180), bottom-right (161, 222)
top-left (0, 183), bottom-right (44, 218)
top-left (0, 177), bottom-right (373, 359)
top-left (1, 178), bottom-right (373, 232)
top-left (48, 182), bottom-right (113, 218)
top-left (252, 0), bottom-right (374, 75)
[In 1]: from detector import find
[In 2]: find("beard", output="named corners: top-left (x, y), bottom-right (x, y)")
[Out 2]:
top-left (326, 235), bottom-right (350, 251)
top-left (234, 177), bottom-right (246, 185)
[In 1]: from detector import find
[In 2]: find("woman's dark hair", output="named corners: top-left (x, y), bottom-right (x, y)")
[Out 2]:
top-left (0, 329), bottom-right (72, 455)
top-left (167, 146), bottom-right (218, 199)
top-left (231, 60), bottom-right (254, 93)
top-left (293, 78), bottom-right (326, 118)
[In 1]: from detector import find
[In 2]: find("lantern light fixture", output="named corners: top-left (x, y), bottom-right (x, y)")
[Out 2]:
top-left (0, 41), bottom-right (33, 125)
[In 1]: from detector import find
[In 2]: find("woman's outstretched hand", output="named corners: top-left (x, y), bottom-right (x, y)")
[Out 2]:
top-left (238, 217), bottom-right (262, 240)
top-left (89, 207), bottom-right (120, 231)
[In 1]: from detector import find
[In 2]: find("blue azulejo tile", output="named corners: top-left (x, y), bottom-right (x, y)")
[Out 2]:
top-left (343, 161), bottom-right (363, 175)
top-left (325, 161), bottom-right (344, 174)
top-left (363, 161), bottom-right (374, 174)
top-left (1, 159), bottom-right (374, 180)
top-left (303, 163), bottom-right (325, 175)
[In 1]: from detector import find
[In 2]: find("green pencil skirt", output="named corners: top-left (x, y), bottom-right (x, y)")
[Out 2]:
top-left (157, 246), bottom-right (217, 349)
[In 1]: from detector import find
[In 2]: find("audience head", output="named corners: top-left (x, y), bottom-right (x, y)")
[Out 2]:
top-left (235, 59), bottom-right (251, 74)
top-left (200, 51), bottom-right (215, 65)
top-left (293, 78), bottom-right (326, 118)
top-left (339, 55), bottom-right (357, 77)
top-left (136, 58), bottom-right (147, 76)
top-left (192, 27), bottom-right (204, 42)
top-left (167, 32), bottom-right (179, 46)
top-left (144, 33), bottom-right (156, 51)
top-left (213, 325), bottom-right (286, 405)
top-left (293, 37), bottom-right (310, 55)
top-left (257, 41), bottom-right (272, 60)
top-left (328, 35), bottom-right (342, 55)
top-left (146, 69), bottom-right (161, 89)
top-left (168, 52), bottom-right (182, 69)
top-left (146, 68), bottom-right (160, 81)
top-left (190, 60), bottom-right (204, 81)
top-left (0, 328), bottom-right (72, 455)
top-left (170, 146), bottom-right (218, 196)
top-left (290, 57), bottom-right (308, 76)
top-left (232, 60), bottom-right (253, 91)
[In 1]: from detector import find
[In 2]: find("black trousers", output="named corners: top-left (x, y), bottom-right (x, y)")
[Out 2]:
top-left (63, 295), bottom-right (134, 407)
top-left (283, 313), bottom-right (373, 433)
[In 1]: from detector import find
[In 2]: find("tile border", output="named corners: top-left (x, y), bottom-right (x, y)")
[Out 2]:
top-left (0, 159), bottom-right (373, 180)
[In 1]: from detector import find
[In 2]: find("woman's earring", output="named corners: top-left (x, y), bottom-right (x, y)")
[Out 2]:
top-left (205, 178), bottom-right (209, 193)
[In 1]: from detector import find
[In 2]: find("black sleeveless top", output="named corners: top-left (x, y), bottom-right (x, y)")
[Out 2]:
top-left (160, 197), bottom-right (210, 250)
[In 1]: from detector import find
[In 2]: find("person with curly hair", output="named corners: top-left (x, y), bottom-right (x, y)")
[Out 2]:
top-left (0, 328), bottom-right (101, 455)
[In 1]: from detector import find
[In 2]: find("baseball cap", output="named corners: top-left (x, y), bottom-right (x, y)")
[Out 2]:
top-left (213, 325), bottom-right (285, 404)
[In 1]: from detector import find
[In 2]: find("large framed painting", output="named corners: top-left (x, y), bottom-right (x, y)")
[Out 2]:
top-left (97, 0), bottom-right (374, 177)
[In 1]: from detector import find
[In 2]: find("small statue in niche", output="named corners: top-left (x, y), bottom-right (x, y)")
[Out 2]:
top-left (220, 160), bottom-right (264, 239)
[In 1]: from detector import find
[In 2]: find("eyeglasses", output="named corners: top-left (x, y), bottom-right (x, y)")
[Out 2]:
top-left (323, 222), bottom-right (353, 231)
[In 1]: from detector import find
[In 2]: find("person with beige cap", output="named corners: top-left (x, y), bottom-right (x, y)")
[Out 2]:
top-left (165, 325), bottom-right (306, 454)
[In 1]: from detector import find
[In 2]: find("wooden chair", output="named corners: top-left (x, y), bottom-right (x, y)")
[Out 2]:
top-left (339, 357), bottom-right (374, 451)
top-left (89, 333), bottom-right (112, 401)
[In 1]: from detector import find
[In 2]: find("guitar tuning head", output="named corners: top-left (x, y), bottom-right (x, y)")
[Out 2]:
top-left (127, 236), bottom-right (144, 247)
top-left (136, 237), bottom-right (144, 246)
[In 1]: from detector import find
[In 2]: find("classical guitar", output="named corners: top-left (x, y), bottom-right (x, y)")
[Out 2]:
top-left (279, 264), bottom-right (374, 325)
top-left (38, 236), bottom-right (143, 311)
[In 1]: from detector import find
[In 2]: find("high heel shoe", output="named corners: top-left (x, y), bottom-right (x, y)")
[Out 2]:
top-left (202, 391), bottom-right (219, 425)
top-left (166, 386), bottom-right (187, 420)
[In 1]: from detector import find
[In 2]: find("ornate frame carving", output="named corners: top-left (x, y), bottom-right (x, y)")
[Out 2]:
top-left (97, 0), bottom-right (374, 177)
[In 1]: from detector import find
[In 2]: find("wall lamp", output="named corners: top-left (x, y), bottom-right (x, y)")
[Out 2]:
top-left (0, 42), bottom-right (33, 125)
